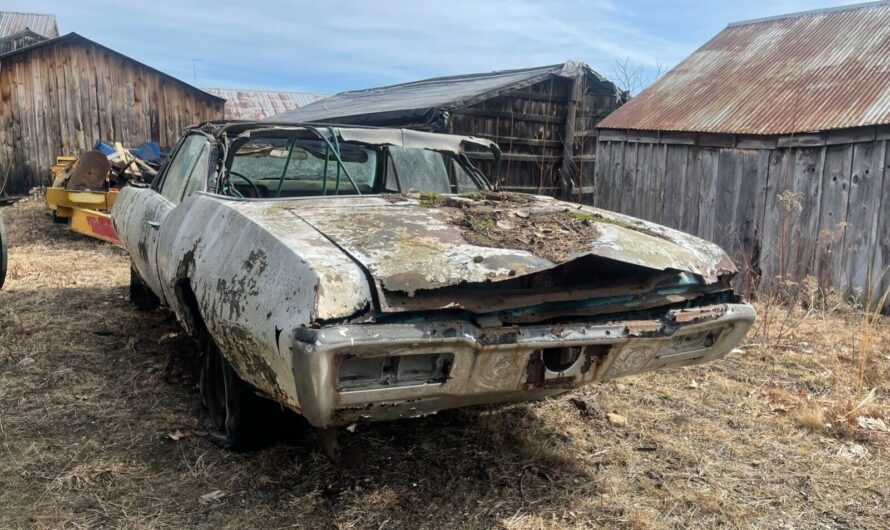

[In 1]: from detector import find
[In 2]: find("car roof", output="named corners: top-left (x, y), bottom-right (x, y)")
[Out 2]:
top-left (194, 121), bottom-right (500, 155)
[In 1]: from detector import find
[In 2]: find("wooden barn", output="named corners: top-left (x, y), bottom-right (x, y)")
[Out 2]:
top-left (0, 31), bottom-right (225, 195)
top-left (594, 1), bottom-right (890, 306)
top-left (274, 62), bottom-right (623, 199)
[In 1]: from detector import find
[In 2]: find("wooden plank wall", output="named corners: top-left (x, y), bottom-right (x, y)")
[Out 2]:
top-left (594, 127), bottom-right (890, 308)
top-left (0, 40), bottom-right (224, 194)
top-left (450, 73), bottom-right (618, 198)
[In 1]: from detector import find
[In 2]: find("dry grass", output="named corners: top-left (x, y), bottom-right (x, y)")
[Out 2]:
top-left (1, 197), bottom-right (888, 529)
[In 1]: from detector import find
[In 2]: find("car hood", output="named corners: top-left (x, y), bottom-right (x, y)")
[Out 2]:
top-left (264, 193), bottom-right (736, 311)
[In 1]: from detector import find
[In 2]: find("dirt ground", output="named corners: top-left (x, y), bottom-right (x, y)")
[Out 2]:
top-left (0, 197), bottom-right (888, 529)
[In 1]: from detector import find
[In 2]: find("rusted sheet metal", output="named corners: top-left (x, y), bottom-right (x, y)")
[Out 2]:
top-left (291, 303), bottom-right (756, 426)
top-left (598, 2), bottom-right (890, 134)
top-left (287, 199), bottom-right (553, 294)
top-left (114, 190), bottom-right (375, 412)
top-left (112, 121), bottom-right (755, 430)
top-left (203, 88), bottom-right (327, 120)
top-left (127, 189), bottom-right (736, 417)
top-left (282, 194), bottom-right (734, 309)
top-left (0, 12), bottom-right (59, 39)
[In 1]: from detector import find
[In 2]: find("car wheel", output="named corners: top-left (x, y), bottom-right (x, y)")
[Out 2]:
top-left (198, 329), bottom-right (266, 451)
top-left (129, 266), bottom-right (160, 311)
top-left (0, 213), bottom-right (7, 290)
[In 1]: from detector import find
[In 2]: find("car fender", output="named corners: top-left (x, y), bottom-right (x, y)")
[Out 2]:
top-left (156, 193), bottom-right (373, 410)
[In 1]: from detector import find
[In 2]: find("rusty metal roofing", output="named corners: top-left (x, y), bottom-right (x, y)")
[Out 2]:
top-left (597, 1), bottom-right (890, 135)
top-left (0, 11), bottom-right (58, 39)
top-left (203, 89), bottom-right (328, 120)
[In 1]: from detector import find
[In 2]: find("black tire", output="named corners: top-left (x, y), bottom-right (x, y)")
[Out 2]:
top-left (198, 329), bottom-right (267, 451)
top-left (130, 266), bottom-right (160, 311)
top-left (0, 213), bottom-right (7, 290)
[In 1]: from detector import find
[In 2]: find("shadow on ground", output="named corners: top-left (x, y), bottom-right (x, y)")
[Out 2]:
top-left (1, 282), bottom-right (600, 528)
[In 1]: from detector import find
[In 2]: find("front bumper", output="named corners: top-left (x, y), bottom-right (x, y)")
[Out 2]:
top-left (291, 303), bottom-right (756, 427)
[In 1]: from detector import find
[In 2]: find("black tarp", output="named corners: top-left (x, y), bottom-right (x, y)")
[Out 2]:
top-left (272, 61), bottom-right (618, 129)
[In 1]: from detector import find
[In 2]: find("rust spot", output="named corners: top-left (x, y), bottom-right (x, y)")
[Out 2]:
top-left (482, 326), bottom-right (521, 345)
top-left (580, 344), bottom-right (611, 374)
top-left (540, 375), bottom-right (576, 388)
top-left (525, 351), bottom-right (545, 386)
top-left (624, 319), bottom-right (663, 337)
top-left (672, 305), bottom-right (726, 323)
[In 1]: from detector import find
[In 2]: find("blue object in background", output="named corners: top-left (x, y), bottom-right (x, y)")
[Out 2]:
top-left (92, 141), bottom-right (116, 157)
top-left (92, 140), bottom-right (166, 167)
top-left (130, 142), bottom-right (163, 165)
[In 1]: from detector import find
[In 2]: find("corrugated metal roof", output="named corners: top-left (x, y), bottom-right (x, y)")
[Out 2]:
top-left (0, 11), bottom-right (58, 39)
top-left (273, 61), bottom-right (617, 126)
top-left (597, 0), bottom-right (890, 135)
top-left (203, 89), bottom-right (327, 120)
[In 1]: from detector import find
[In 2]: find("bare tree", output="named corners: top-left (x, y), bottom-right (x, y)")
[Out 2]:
top-left (612, 57), bottom-right (666, 96)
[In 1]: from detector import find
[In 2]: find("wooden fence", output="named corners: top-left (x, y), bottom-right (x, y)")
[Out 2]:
top-left (594, 127), bottom-right (890, 307)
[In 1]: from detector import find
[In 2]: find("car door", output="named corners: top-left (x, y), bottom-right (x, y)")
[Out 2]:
top-left (122, 132), bottom-right (213, 301)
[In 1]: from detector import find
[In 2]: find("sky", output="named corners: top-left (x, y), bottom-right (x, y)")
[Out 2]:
top-left (3, 0), bottom-right (865, 95)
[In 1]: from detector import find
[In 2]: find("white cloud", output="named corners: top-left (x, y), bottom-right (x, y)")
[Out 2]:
top-left (2, 0), bottom-right (864, 92)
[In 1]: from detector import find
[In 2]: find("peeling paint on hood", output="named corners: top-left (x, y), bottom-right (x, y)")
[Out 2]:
top-left (259, 194), bottom-right (736, 302)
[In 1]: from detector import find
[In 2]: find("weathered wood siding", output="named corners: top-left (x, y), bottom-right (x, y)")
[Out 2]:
top-left (0, 39), bottom-right (224, 194)
top-left (449, 74), bottom-right (619, 199)
top-left (594, 127), bottom-right (890, 307)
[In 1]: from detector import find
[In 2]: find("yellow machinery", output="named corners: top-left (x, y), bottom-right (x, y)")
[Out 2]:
top-left (45, 152), bottom-right (120, 244)
top-left (45, 187), bottom-right (120, 244)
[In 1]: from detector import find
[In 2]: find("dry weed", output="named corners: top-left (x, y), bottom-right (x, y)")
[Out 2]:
top-left (0, 198), bottom-right (888, 529)
top-left (792, 404), bottom-right (826, 432)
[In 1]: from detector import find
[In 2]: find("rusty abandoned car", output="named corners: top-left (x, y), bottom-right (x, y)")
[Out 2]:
top-left (111, 121), bottom-right (755, 451)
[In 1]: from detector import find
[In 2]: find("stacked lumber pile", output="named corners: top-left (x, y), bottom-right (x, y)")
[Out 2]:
top-left (52, 141), bottom-right (166, 191)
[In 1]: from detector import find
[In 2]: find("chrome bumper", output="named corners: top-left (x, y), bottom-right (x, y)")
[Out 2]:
top-left (291, 303), bottom-right (756, 427)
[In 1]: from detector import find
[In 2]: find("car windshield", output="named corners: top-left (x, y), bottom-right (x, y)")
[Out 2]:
top-left (224, 136), bottom-right (485, 198)
top-left (229, 138), bottom-right (377, 198)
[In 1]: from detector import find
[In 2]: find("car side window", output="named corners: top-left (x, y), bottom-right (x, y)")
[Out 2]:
top-left (384, 155), bottom-right (399, 192)
top-left (451, 158), bottom-right (478, 193)
top-left (388, 146), bottom-right (451, 194)
top-left (159, 134), bottom-right (210, 204)
top-left (181, 145), bottom-right (211, 199)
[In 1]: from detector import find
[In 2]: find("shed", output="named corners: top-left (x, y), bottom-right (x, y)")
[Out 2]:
top-left (203, 88), bottom-right (327, 120)
top-left (274, 62), bottom-right (623, 199)
top-left (0, 11), bottom-right (59, 40)
top-left (594, 1), bottom-right (890, 305)
top-left (0, 29), bottom-right (49, 55)
top-left (0, 11), bottom-right (58, 54)
top-left (0, 32), bottom-right (225, 195)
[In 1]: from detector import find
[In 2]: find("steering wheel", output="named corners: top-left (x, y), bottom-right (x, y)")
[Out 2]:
top-left (226, 171), bottom-right (263, 198)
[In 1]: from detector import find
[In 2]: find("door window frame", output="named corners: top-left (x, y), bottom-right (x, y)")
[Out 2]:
top-left (152, 130), bottom-right (216, 204)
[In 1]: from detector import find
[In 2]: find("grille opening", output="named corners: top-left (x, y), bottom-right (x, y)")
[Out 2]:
top-left (660, 330), bottom-right (722, 357)
top-left (543, 346), bottom-right (583, 372)
top-left (337, 353), bottom-right (453, 391)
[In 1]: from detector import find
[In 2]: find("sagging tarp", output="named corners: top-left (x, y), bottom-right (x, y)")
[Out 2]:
top-left (272, 61), bottom-right (619, 129)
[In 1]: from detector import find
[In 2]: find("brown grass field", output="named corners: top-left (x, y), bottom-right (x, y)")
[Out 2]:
top-left (0, 197), bottom-right (888, 529)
